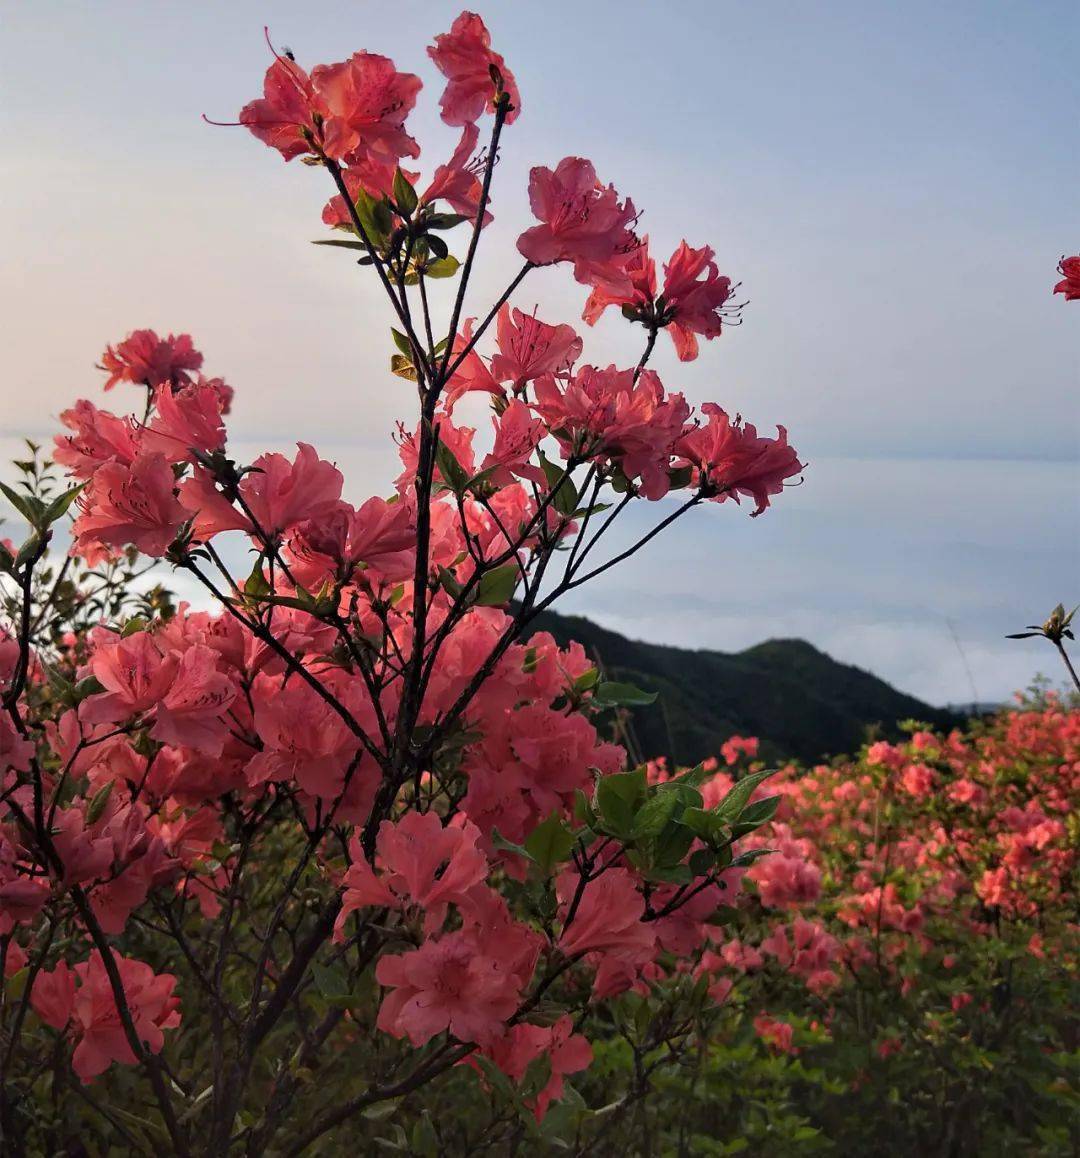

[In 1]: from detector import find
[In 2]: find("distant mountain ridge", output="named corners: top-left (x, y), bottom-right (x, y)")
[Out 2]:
top-left (525, 608), bottom-right (961, 766)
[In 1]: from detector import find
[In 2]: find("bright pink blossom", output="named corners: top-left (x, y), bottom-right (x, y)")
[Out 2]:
top-left (141, 380), bottom-right (227, 464)
top-left (517, 158), bottom-right (640, 292)
top-left (53, 401), bottom-right (140, 480)
top-left (31, 952), bottom-right (180, 1082)
top-left (99, 330), bottom-right (202, 392)
top-left (376, 890), bottom-right (540, 1047)
top-left (71, 453), bottom-right (185, 562)
top-left (335, 811), bottom-right (488, 937)
top-left (239, 53), bottom-right (326, 161)
top-left (675, 404), bottom-right (803, 515)
top-left (312, 53), bottom-right (422, 171)
top-left (584, 238), bottom-right (736, 361)
top-left (179, 442), bottom-right (342, 541)
top-left (482, 1016), bottom-right (592, 1120)
top-left (428, 11), bottom-right (520, 126)
top-left (490, 306), bottom-right (582, 388)
top-left (1053, 255), bottom-right (1080, 301)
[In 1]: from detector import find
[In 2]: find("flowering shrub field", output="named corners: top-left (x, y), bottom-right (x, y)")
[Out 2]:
top-left (0, 9), bottom-right (1075, 1156)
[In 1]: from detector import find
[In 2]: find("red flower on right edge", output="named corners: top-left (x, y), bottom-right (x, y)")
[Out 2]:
top-left (1053, 255), bottom-right (1080, 300)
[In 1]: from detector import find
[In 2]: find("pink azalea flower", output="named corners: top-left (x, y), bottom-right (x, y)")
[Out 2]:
top-left (246, 673), bottom-right (362, 799)
top-left (480, 400), bottom-right (546, 487)
top-left (517, 158), bottom-right (640, 292)
top-left (532, 364), bottom-right (691, 500)
top-left (71, 453), bottom-right (186, 562)
top-left (53, 400), bottom-right (140, 480)
top-left (489, 306), bottom-right (582, 388)
top-left (556, 867), bottom-right (653, 961)
top-left (99, 330), bottom-right (202, 392)
top-left (82, 632), bottom-right (180, 724)
top-left (240, 52), bottom-right (327, 161)
top-left (584, 237), bottom-right (737, 361)
top-left (1053, 255), bottom-right (1080, 301)
top-left (420, 123), bottom-right (490, 223)
top-left (900, 762), bottom-right (936, 798)
top-left (149, 645), bottom-right (237, 757)
top-left (428, 11), bottom-right (520, 126)
top-left (658, 241), bottom-right (736, 361)
top-left (675, 404), bottom-right (804, 515)
top-left (31, 952), bottom-right (180, 1082)
top-left (179, 442), bottom-right (342, 541)
top-left (754, 1013), bottom-right (797, 1054)
top-left (375, 890), bottom-right (540, 1048)
top-left (0, 714), bottom-right (34, 777)
top-left (335, 811), bottom-right (488, 938)
top-left (289, 495), bottom-right (416, 588)
top-left (312, 53), bottom-right (422, 172)
top-left (482, 1016), bottom-right (592, 1120)
top-left (141, 380), bottom-right (227, 464)
top-left (721, 735), bottom-right (759, 766)
top-left (442, 319), bottom-right (504, 413)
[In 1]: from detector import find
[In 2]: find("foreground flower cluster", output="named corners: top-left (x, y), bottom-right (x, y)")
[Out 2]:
top-left (0, 12), bottom-right (805, 1155)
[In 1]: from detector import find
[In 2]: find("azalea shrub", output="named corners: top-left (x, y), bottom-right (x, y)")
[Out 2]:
top-left (582, 702), bottom-right (1076, 1157)
top-left (0, 11), bottom-right (807, 1157)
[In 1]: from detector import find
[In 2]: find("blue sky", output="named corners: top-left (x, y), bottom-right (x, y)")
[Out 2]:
top-left (1, 1), bottom-right (1077, 703)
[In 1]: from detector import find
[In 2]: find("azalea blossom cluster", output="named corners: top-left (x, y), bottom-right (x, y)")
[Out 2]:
top-left (655, 704), bottom-right (1079, 1072)
top-left (0, 12), bottom-right (805, 1155)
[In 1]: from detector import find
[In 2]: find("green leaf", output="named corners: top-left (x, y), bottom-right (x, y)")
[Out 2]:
top-left (311, 238), bottom-right (369, 251)
top-left (643, 862), bottom-right (693, 884)
top-left (361, 1098), bottom-right (403, 1122)
top-left (572, 667), bottom-right (599, 693)
top-left (0, 482), bottom-right (44, 527)
top-left (573, 788), bottom-right (597, 827)
top-left (680, 807), bottom-right (725, 844)
top-left (73, 675), bottom-right (105, 703)
top-left (596, 768), bottom-right (648, 836)
top-left (437, 566), bottom-right (464, 599)
top-left (661, 762), bottom-right (710, 790)
top-left (425, 212), bottom-right (470, 230)
top-left (14, 534), bottom-right (44, 570)
top-left (491, 828), bottom-right (534, 862)
top-left (689, 847), bottom-right (718, 876)
top-left (667, 464), bottom-right (694, 490)
top-left (354, 187), bottom-right (394, 244)
top-left (524, 813), bottom-right (577, 875)
top-left (539, 452), bottom-right (578, 517)
top-left (593, 680), bottom-right (658, 708)
top-left (390, 328), bottom-right (414, 357)
top-left (475, 563), bottom-right (519, 607)
top-left (630, 792), bottom-right (682, 840)
top-left (410, 1116), bottom-right (438, 1157)
top-left (652, 821), bottom-right (696, 869)
top-left (311, 962), bottom-right (349, 1001)
top-left (244, 560), bottom-right (271, 600)
top-left (435, 441), bottom-right (470, 493)
top-left (424, 255), bottom-right (460, 279)
top-left (729, 848), bottom-right (775, 868)
top-left (85, 781), bottom-right (114, 826)
top-left (41, 483), bottom-right (85, 526)
top-left (426, 233), bottom-right (449, 261)
top-left (520, 1052), bottom-right (553, 1100)
top-left (736, 794), bottom-right (781, 828)
top-left (392, 168), bottom-right (418, 216)
top-left (714, 768), bottom-right (778, 821)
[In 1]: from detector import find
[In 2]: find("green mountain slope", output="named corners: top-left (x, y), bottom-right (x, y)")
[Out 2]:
top-left (526, 609), bottom-right (961, 766)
